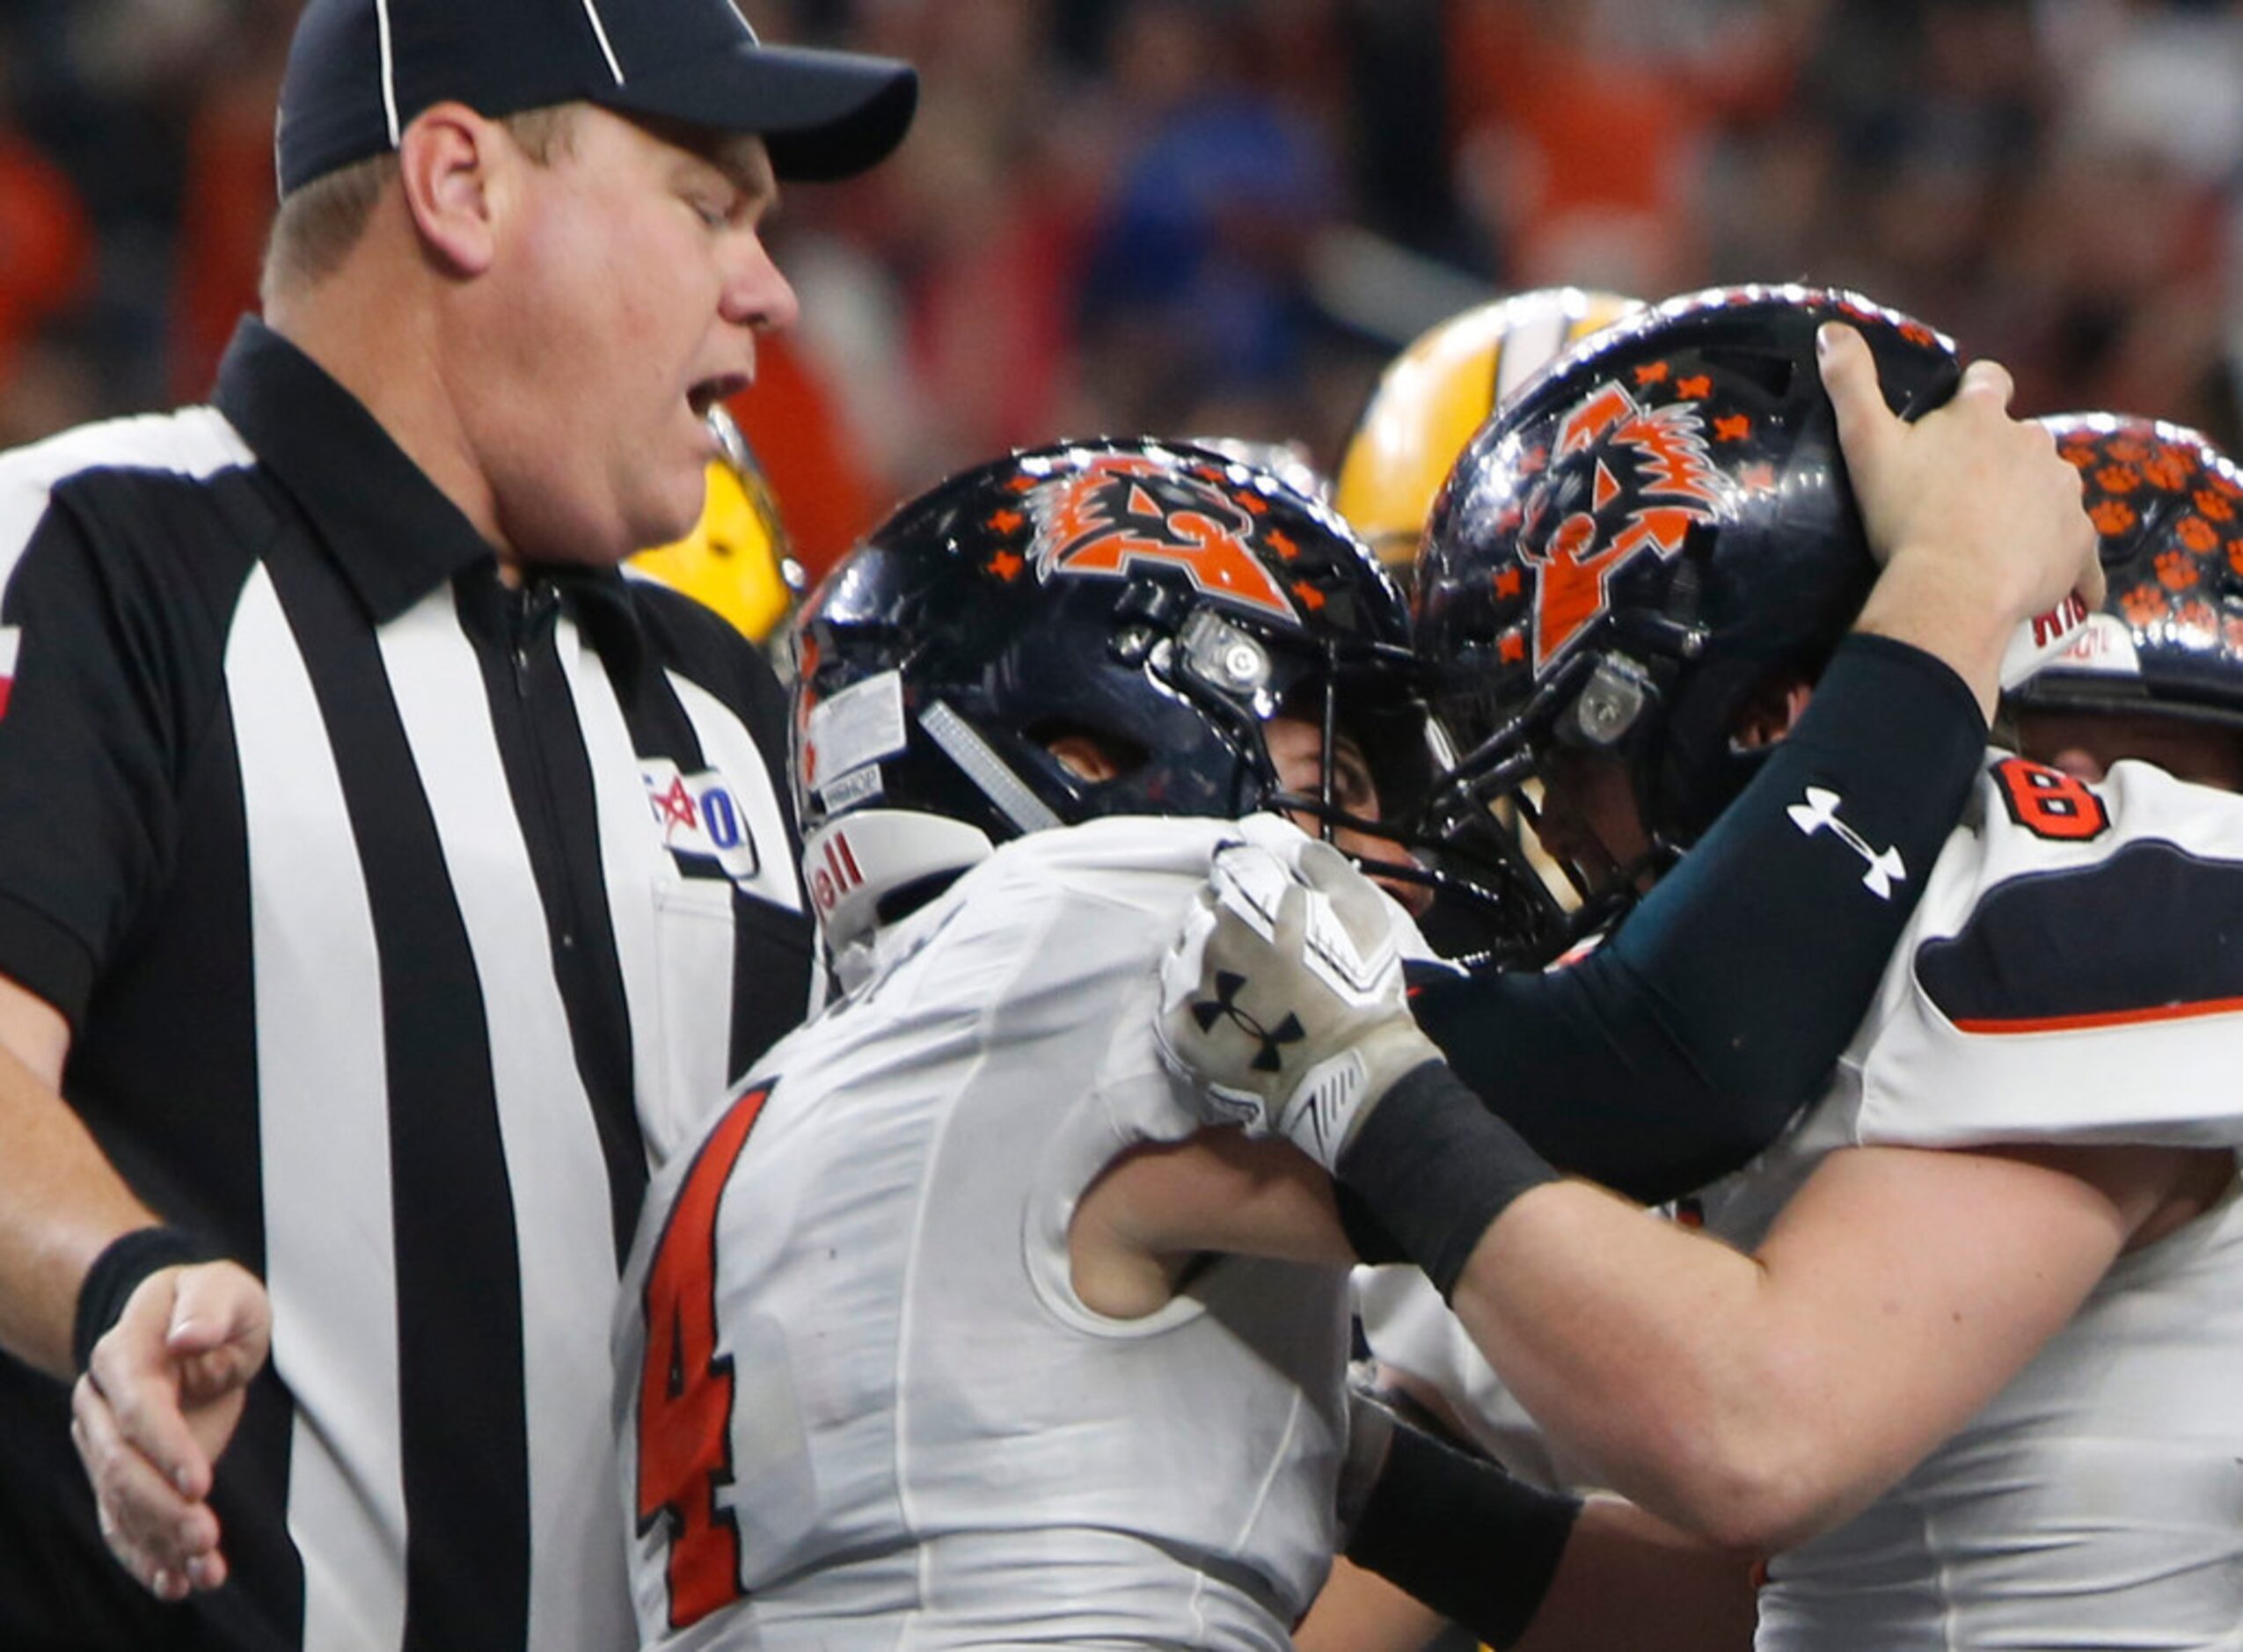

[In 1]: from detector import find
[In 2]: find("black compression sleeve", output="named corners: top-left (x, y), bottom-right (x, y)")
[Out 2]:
top-left (1348, 1415), bottom-right (1583, 1648)
top-left (1413, 634), bottom-right (1986, 1203)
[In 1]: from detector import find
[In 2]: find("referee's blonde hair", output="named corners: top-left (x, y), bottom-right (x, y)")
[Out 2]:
top-left (261, 105), bottom-right (581, 306)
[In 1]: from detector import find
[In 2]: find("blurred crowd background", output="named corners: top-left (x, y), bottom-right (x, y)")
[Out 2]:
top-left (4, 0), bottom-right (2240, 577)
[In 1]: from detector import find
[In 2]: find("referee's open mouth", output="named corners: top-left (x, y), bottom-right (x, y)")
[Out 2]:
top-left (689, 375), bottom-right (749, 420)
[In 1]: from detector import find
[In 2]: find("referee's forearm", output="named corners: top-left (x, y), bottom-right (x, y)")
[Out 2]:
top-left (0, 1005), bottom-right (158, 1379)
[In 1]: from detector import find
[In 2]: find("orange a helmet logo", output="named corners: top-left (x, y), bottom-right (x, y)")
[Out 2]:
top-left (1023, 455), bottom-right (1299, 623)
top-left (1523, 383), bottom-right (1728, 669)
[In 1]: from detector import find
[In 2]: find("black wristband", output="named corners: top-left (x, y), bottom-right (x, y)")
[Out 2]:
top-left (73, 1226), bottom-right (223, 1373)
top-left (1337, 1059), bottom-right (1560, 1299)
top-left (1348, 1414), bottom-right (1583, 1648)
top-left (1332, 1184), bottom-right (1409, 1265)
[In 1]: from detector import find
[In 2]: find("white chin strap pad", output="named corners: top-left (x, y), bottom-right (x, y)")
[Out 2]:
top-left (801, 809), bottom-right (995, 954)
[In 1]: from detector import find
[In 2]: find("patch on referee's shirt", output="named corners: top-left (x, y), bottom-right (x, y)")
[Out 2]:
top-left (642, 758), bottom-right (761, 885)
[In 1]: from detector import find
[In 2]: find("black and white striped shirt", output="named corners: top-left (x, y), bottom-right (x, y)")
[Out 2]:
top-left (0, 320), bottom-right (815, 1651)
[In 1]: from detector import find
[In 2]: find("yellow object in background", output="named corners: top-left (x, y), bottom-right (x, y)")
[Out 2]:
top-left (1335, 289), bottom-right (1641, 580)
top-left (632, 406), bottom-right (806, 644)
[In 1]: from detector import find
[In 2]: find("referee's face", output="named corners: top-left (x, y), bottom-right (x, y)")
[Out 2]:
top-left (478, 107), bottom-right (796, 568)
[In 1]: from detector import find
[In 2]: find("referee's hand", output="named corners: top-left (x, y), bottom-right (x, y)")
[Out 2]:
top-left (69, 1261), bottom-right (270, 1600)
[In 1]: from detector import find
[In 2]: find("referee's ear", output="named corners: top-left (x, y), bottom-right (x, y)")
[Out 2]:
top-left (396, 102), bottom-right (507, 280)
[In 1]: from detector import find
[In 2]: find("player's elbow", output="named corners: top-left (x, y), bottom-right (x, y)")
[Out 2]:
top-left (1667, 1449), bottom-right (1831, 1555)
top-left (1635, 1405), bottom-right (1856, 1555)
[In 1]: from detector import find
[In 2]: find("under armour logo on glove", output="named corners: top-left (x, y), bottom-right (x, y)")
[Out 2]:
top-left (1190, 970), bottom-right (1305, 1073)
top-left (1156, 835), bottom-right (1443, 1172)
top-left (1786, 786), bottom-right (1906, 900)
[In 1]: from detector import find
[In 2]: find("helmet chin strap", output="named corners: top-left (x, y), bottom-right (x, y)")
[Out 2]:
top-left (802, 809), bottom-right (995, 982)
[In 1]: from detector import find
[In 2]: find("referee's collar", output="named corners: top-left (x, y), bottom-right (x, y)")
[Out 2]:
top-left (215, 318), bottom-right (510, 624)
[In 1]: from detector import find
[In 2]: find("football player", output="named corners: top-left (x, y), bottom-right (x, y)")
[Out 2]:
top-left (2004, 413), bottom-right (2243, 789)
top-left (1158, 292), bottom-right (2243, 1648)
top-left (619, 340), bottom-right (2091, 1646)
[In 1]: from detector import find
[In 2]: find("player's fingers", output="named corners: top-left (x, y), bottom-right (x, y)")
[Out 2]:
top-left (1293, 838), bottom-right (1358, 897)
top-left (1297, 838), bottom-right (1394, 959)
top-left (1954, 355), bottom-right (2015, 412)
top-left (1209, 840), bottom-right (1290, 939)
top-left (1269, 877), bottom-right (1309, 963)
top-left (1816, 324), bottom-right (1897, 473)
top-left (2075, 537), bottom-right (2108, 611)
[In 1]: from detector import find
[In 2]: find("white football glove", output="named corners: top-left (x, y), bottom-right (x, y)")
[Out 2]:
top-left (1156, 837), bottom-right (1443, 1172)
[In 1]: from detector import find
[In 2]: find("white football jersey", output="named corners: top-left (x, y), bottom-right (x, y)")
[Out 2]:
top-left (616, 814), bottom-right (1357, 1651)
top-left (1706, 754), bottom-right (2243, 1650)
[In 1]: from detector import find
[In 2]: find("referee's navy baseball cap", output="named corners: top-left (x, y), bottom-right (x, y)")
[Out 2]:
top-left (275, 0), bottom-right (917, 198)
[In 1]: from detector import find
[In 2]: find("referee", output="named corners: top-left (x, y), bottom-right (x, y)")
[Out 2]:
top-left (0, 2), bottom-right (914, 1648)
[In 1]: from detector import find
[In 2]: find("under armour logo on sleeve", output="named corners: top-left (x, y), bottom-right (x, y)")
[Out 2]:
top-left (1787, 786), bottom-right (1906, 899)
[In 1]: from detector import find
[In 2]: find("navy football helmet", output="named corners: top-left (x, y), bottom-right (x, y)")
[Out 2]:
top-left (2004, 413), bottom-right (2243, 730)
top-left (1414, 285), bottom-right (1962, 959)
top-left (788, 438), bottom-right (1444, 948)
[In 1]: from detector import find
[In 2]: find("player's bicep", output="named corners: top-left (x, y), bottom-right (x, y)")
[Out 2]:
top-left (1750, 1142), bottom-right (2134, 1499)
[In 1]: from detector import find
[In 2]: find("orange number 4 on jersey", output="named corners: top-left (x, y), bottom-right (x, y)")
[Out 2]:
top-left (636, 1082), bottom-right (773, 1628)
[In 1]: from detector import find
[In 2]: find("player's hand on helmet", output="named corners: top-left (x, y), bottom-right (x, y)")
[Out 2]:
top-left (1156, 837), bottom-right (1442, 1173)
top-left (1821, 324), bottom-right (2102, 709)
top-left (71, 1261), bottom-right (269, 1600)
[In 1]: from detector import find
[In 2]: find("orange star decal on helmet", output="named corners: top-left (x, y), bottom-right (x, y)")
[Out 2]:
top-left (1633, 361), bottom-right (1671, 386)
top-left (988, 508), bottom-right (1025, 535)
top-left (1499, 629), bottom-right (1527, 664)
top-left (1714, 414), bottom-right (1751, 442)
top-left (989, 549), bottom-right (1024, 581)
top-left (1292, 580), bottom-right (1326, 611)
top-left (1268, 528), bottom-right (1299, 561)
top-left (1021, 453), bottom-right (1299, 622)
top-left (1677, 375), bottom-right (1713, 398)
top-left (1492, 566), bottom-right (1524, 599)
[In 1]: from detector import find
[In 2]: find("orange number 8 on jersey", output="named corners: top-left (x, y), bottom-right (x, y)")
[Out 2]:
top-left (1991, 756), bottom-right (2112, 842)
